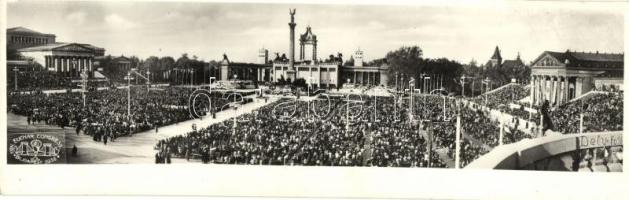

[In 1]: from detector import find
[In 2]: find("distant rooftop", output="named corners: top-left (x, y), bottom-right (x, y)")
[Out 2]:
top-left (18, 42), bottom-right (104, 52)
top-left (7, 27), bottom-right (55, 37)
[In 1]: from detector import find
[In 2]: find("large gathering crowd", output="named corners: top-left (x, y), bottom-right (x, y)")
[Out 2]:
top-left (8, 87), bottom-right (236, 144)
top-left (156, 94), bottom-right (455, 167)
top-left (7, 69), bottom-right (622, 168)
top-left (550, 92), bottom-right (623, 134)
top-left (156, 89), bottom-right (541, 168)
top-left (471, 84), bottom-right (539, 120)
top-left (7, 71), bottom-right (116, 93)
top-left (7, 71), bottom-right (77, 91)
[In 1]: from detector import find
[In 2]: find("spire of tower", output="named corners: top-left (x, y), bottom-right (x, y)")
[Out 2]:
top-left (491, 46), bottom-right (502, 60)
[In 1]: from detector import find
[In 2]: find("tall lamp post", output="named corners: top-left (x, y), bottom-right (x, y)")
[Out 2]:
top-left (430, 89), bottom-right (449, 120)
top-left (12, 67), bottom-right (19, 90)
top-left (480, 78), bottom-right (491, 106)
top-left (209, 77), bottom-right (216, 93)
top-left (307, 77), bottom-right (313, 120)
top-left (146, 71), bottom-right (151, 92)
top-left (454, 104), bottom-right (461, 169)
top-left (127, 70), bottom-right (132, 119)
top-left (409, 78), bottom-right (415, 122)
top-left (395, 72), bottom-right (399, 91)
top-left (460, 75), bottom-right (467, 97)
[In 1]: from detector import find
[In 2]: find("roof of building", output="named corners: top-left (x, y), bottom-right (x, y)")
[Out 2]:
top-left (501, 59), bottom-right (525, 68)
top-left (535, 50), bottom-right (623, 69)
top-left (228, 62), bottom-right (271, 68)
top-left (17, 42), bottom-right (104, 52)
top-left (79, 43), bottom-right (105, 51)
top-left (491, 46), bottom-right (502, 60)
top-left (300, 26), bottom-right (317, 41)
top-left (7, 27), bottom-right (55, 37)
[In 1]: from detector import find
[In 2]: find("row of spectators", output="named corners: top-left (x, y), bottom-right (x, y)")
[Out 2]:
top-left (157, 94), bottom-right (451, 167)
top-left (7, 71), bottom-right (116, 92)
top-left (472, 84), bottom-right (530, 108)
top-left (156, 91), bottom-right (538, 168)
top-left (7, 71), bottom-right (77, 91)
top-left (550, 92), bottom-right (623, 134)
top-left (8, 87), bottom-right (238, 143)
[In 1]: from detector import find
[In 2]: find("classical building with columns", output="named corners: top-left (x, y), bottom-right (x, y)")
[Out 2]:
top-left (7, 27), bottom-right (56, 51)
top-left (340, 49), bottom-right (389, 86)
top-left (530, 50), bottom-right (624, 106)
top-left (7, 27), bottom-right (105, 77)
top-left (219, 53), bottom-right (271, 82)
top-left (17, 43), bottom-right (104, 77)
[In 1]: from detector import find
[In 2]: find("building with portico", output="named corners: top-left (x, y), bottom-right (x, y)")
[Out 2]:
top-left (7, 27), bottom-right (56, 51)
top-left (7, 27), bottom-right (105, 78)
top-left (217, 9), bottom-right (390, 89)
top-left (17, 43), bottom-right (103, 77)
top-left (530, 50), bottom-right (624, 106)
top-left (340, 49), bottom-right (389, 86)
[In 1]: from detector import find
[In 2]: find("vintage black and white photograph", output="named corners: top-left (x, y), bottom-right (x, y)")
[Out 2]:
top-left (1, 0), bottom-right (628, 197)
top-left (0, 0), bottom-right (627, 199)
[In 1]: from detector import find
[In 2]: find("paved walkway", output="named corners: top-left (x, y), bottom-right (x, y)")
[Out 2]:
top-left (434, 148), bottom-right (455, 168)
top-left (461, 133), bottom-right (493, 152)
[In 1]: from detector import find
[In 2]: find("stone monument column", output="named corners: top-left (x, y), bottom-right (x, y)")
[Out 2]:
top-left (288, 8), bottom-right (297, 80)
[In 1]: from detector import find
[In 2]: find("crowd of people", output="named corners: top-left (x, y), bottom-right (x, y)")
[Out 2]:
top-left (156, 88), bottom-right (541, 168)
top-left (7, 71), bottom-right (116, 93)
top-left (157, 93), bottom-right (455, 167)
top-left (7, 71), bottom-right (77, 91)
top-left (549, 92), bottom-right (623, 134)
top-left (470, 84), bottom-right (539, 121)
top-left (8, 87), bottom-right (238, 144)
top-left (472, 84), bottom-right (530, 108)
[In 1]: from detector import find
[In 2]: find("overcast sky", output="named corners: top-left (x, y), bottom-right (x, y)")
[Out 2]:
top-left (7, 1), bottom-right (625, 64)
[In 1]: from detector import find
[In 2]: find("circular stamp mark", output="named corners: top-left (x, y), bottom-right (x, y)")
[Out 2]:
top-left (8, 134), bottom-right (63, 164)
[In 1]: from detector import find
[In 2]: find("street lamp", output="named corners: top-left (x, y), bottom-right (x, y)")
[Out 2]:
top-left (127, 70), bottom-right (133, 119)
top-left (190, 68), bottom-right (194, 86)
top-left (307, 77), bottom-right (313, 120)
top-left (430, 89), bottom-right (449, 120)
top-left (423, 76), bottom-right (430, 95)
top-left (409, 78), bottom-right (415, 122)
top-left (12, 67), bottom-right (19, 90)
top-left (395, 72), bottom-right (399, 91)
top-left (460, 75), bottom-right (466, 97)
top-left (482, 78), bottom-right (491, 106)
top-left (454, 103), bottom-right (461, 169)
top-left (146, 71), bottom-right (151, 92)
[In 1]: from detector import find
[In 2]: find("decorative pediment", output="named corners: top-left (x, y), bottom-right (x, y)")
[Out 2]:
top-left (53, 44), bottom-right (93, 53)
top-left (532, 53), bottom-right (564, 67)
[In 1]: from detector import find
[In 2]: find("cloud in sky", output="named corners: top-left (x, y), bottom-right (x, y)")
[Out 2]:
top-left (7, 1), bottom-right (624, 64)
top-left (65, 11), bottom-right (87, 25)
top-left (104, 14), bottom-right (137, 30)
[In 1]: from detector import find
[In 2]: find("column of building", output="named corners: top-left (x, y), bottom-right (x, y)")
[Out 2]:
top-left (353, 72), bottom-right (357, 84)
top-left (312, 43), bottom-right (317, 64)
top-left (539, 75), bottom-right (545, 106)
top-left (540, 75), bottom-right (546, 105)
top-left (563, 76), bottom-right (569, 104)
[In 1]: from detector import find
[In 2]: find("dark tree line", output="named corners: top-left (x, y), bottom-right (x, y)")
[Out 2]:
top-left (385, 46), bottom-right (464, 94)
top-left (384, 45), bottom-right (531, 96)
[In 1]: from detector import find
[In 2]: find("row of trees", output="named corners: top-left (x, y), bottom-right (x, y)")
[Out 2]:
top-left (98, 53), bottom-right (221, 84)
top-left (385, 46), bottom-right (464, 93)
top-left (384, 46), bottom-right (531, 96)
